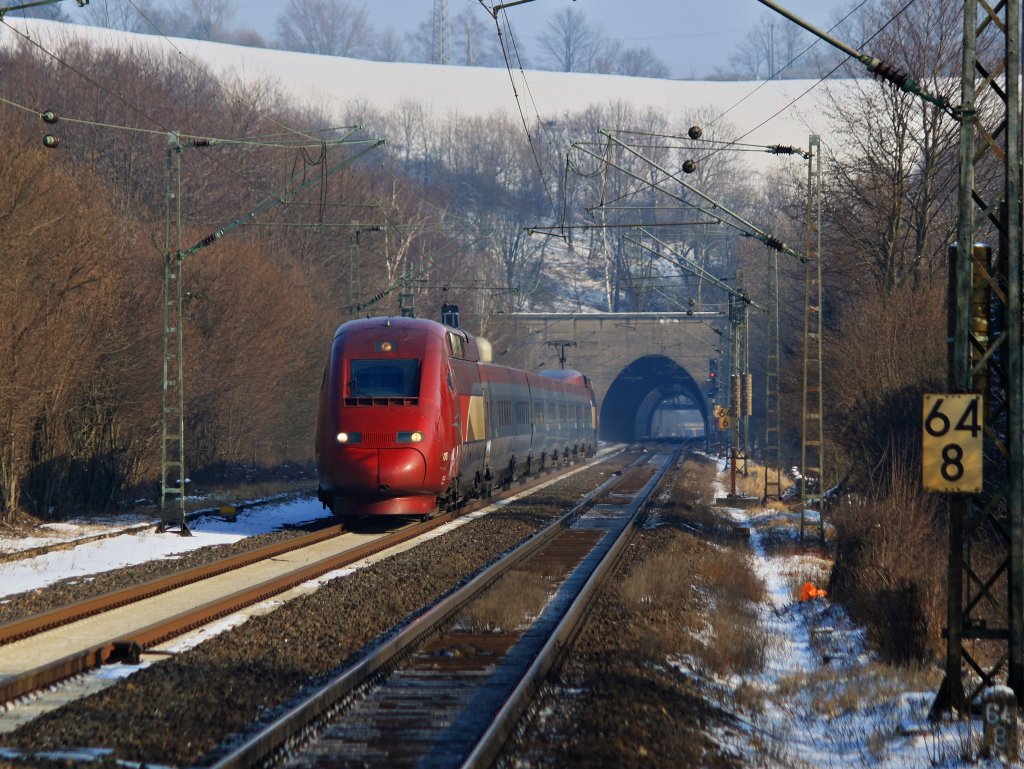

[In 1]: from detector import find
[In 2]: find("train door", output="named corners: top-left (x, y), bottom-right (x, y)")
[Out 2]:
top-left (443, 361), bottom-right (461, 492)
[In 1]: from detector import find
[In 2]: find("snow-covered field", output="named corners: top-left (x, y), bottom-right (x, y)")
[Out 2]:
top-left (0, 497), bottom-right (331, 597)
top-left (2, 18), bottom-right (845, 179)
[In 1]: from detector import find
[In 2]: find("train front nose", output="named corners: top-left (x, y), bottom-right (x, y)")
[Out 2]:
top-left (377, 449), bottom-right (427, 490)
top-left (332, 447), bottom-right (427, 494)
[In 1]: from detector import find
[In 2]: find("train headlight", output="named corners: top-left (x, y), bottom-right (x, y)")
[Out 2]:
top-left (336, 432), bottom-right (362, 444)
top-left (397, 431), bottom-right (424, 443)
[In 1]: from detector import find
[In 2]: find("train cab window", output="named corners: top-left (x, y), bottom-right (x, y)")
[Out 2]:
top-left (448, 332), bottom-right (464, 359)
top-left (349, 359), bottom-right (420, 398)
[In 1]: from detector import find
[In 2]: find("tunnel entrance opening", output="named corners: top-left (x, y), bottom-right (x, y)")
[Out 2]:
top-left (599, 355), bottom-right (708, 443)
top-left (649, 396), bottom-right (705, 441)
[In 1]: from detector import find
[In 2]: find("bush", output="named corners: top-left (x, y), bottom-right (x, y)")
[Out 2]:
top-left (828, 458), bottom-right (945, 663)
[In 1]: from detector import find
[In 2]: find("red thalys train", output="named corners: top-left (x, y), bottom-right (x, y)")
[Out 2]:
top-left (315, 316), bottom-right (598, 516)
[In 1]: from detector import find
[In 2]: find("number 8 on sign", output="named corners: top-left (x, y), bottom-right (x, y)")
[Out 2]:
top-left (922, 394), bottom-right (983, 493)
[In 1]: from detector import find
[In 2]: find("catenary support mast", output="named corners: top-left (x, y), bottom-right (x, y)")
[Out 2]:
top-left (935, 0), bottom-right (1024, 713)
top-left (800, 135), bottom-right (824, 542)
top-left (158, 134), bottom-right (383, 534)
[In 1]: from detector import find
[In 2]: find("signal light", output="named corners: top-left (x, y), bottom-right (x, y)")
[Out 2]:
top-left (41, 110), bottom-right (59, 124)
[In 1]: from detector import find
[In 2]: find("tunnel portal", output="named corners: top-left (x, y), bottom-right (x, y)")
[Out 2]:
top-left (599, 355), bottom-right (708, 443)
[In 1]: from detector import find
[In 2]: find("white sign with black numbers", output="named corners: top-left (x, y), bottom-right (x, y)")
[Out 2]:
top-left (922, 394), bottom-right (983, 493)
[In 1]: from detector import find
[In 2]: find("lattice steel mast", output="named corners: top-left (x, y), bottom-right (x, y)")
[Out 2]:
top-left (160, 134), bottom-right (186, 533)
top-left (433, 0), bottom-right (451, 65)
top-left (800, 135), bottom-right (824, 542)
top-left (764, 247), bottom-right (782, 501)
top-left (934, 0), bottom-right (1024, 713)
top-left (158, 134), bottom-right (383, 534)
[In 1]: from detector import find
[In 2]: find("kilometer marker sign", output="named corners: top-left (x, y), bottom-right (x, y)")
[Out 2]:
top-left (922, 394), bottom-right (983, 493)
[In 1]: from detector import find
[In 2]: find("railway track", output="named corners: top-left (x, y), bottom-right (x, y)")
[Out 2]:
top-left (207, 444), bottom-right (681, 769)
top-left (0, 451), bottom-right (619, 708)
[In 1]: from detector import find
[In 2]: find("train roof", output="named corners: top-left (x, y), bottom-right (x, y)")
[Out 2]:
top-left (539, 369), bottom-right (589, 388)
top-left (337, 316), bottom-right (490, 362)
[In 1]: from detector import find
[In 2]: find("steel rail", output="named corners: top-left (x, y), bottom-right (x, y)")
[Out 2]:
top-left (0, 452), bottom-right (617, 706)
top-left (462, 444), bottom-right (682, 768)
top-left (204, 450), bottom-right (644, 769)
top-left (0, 522), bottom-right (348, 646)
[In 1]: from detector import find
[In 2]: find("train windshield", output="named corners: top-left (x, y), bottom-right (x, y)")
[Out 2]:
top-left (348, 359), bottom-right (420, 398)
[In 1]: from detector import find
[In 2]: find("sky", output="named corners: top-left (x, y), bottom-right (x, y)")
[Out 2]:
top-left (236, 0), bottom-right (850, 79)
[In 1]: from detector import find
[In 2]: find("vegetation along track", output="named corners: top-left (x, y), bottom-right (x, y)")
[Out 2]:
top-left (0, 447), bottom-right (639, 766)
top-left (0, 450), bottom-right (618, 707)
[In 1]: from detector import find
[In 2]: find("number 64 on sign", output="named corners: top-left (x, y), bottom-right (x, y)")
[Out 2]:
top-left (922, 394), bottom-right (983, 493)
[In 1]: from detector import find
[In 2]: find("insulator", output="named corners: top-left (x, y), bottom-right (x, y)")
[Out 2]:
top-left (765, 236), bottom-right (784, 252)
top-left (682, 159), bottom-right (697, 174)
top-left (769, 144), bottom-right (797, 155)
top-left (41, 110), bottom-right (59, 124)
top-left (43, 134), bottom-right (59, 148)
top-left (688, 125), bottom-right (703, 140)
top-left (872, 61), bottom-right (909, 89)
top-left (193, 139), bottom-right (212, 147)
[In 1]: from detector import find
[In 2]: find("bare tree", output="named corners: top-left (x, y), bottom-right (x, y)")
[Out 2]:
top-left (593, 41), bottom-right (671, 78)
top-left (276, 0), bottom-right (375, 58)
top-left (822, 0), bottom-right (961, 294)
top-left (373, 29), bottom-right (408, 62)
top-left (728, 12), bottom-right (810, 79)
top-left (150, 0), bottom-right (238, 41)
top-left (537, 7), bottom-right (603, 73)
top-left (76, 1), bottom-right (153, 32)
top-left (453, 8), bottom-right (503, 67)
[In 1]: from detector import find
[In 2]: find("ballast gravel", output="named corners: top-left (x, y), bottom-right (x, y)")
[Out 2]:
top-left (0, 458), bottom-right (633, 767)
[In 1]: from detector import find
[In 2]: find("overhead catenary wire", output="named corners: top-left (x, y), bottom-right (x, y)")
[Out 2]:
top-left (571, 133), bottom-right (805, 262)
top-left (0, 91), bottom-right (365, 149)
top-left (0, 18), bottom-right (383, 219)
top-left (123, 0), bottom-right (324, 143)
top-left (706, 0), bottom-right (872, 130)
top-left (696, 0), bottom-right (930, 168)
top-left (478, 0), bottom-right (560, 219)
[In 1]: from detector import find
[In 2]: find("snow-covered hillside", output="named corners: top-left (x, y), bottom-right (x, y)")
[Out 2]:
top-left (3, 18), bottom-right (842, 177)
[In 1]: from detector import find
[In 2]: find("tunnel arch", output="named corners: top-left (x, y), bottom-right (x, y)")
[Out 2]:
top-left (599, 355), bottom-right (708, 442)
